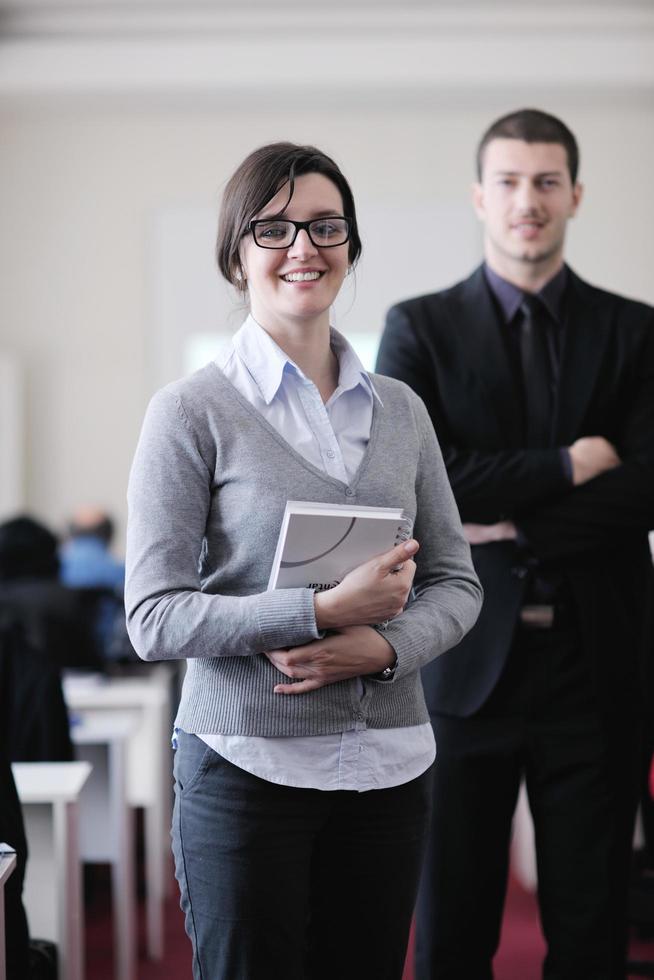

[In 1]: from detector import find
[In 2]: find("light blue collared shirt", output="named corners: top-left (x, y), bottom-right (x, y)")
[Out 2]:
top-left (196, 316), bottom-right (435, 791)
top-left (224, 314), bottom-right (381, 484)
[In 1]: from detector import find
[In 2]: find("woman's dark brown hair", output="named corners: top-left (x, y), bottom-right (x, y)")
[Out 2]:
top-left (216, 142), bottom-right (362, 292)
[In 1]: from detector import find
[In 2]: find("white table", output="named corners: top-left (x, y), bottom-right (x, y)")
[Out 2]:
top-left (63, 664), bottom-right (174, 959)
top-left (0, 851), bottom-right (17, 980)
top-left (12, 761), bottom-right (91, 980)
top-left (72, 714), bottom-right (137, 980)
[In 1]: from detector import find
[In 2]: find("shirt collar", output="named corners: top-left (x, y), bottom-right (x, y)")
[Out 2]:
top-left (329, 327), bottom-right (382, 405)
top-left (232, 315), bottom-right (289, 404)
top-left (231, 315), bottom-right (381, 406)
top-left (483, 262), bottom-right (568, 325)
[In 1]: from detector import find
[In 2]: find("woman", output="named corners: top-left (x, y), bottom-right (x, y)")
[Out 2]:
top-left (125, 142), bottom-right (482, 980)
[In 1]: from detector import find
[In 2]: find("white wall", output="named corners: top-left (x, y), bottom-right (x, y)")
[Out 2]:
top-left (1, 1), bottom-right (653, 547)
top-left (0, 353), bottom-right (24, 515)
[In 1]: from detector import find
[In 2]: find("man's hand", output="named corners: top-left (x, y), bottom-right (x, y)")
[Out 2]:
top-left (313, 539), bottom-right (419, 630)
top-left (265, 625), bottom-right (396, 695)
top-left (568, 436), bottom-right (621, 486)
top-left (463, 520), bottom-right (517, 545)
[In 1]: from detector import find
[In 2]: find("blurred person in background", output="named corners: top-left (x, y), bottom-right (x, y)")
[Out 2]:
top-left (125, 141), bottom-right (482, 980)
top-left (0, 515), bottom-right (99, 670)
top-left (376, 108), bottom-right (654, 980)
top-left (60, 506), bottom-right (125, 592)
top-left (60, 507), bottom-right (131, 662)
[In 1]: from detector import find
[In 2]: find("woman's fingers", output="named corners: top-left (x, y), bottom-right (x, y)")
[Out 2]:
top-left (374, 538), bottom-right (419, 574)
top-left (265, 650), bottom-right (337, 694)
top-left (265, 627), bottom-right (394, 694)
top-left (314, 539), bottom-right (419, 630)
top-left (273, 678), bottom-right (325, 695)
top-left (265, 649), bottom-right (296, 677)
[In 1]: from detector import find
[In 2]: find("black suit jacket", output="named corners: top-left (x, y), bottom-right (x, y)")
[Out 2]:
top-left (376, 266), bottom-right (654, 719)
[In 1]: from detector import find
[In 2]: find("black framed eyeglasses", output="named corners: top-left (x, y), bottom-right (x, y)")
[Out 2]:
top-left (247, 216), bottom-right (351, 250)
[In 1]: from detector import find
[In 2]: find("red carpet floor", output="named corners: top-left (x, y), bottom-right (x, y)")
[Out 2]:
top-left (84, 867), bottom-right (654, 979)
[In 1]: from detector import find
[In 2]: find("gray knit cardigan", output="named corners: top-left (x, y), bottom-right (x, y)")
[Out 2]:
top-left (125, 364), bottom-right (482, 736)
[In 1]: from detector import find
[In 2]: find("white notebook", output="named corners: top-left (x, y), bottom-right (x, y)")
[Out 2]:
top-left (268, 500), bottom-right (412, 591)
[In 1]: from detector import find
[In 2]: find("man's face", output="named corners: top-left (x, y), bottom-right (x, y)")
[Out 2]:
top-left (472, 138), bottom-right (582, 273)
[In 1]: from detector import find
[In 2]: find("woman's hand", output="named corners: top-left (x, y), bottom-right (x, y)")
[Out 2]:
top-left (265, 625), bottom-right (396, 695)
top-left (313, 539), bottom-right (419, 630)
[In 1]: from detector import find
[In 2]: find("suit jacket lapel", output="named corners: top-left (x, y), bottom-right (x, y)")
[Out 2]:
top-left (458, 267), bottom-right (524, 445)
top-left (555, 269), bottom-right (612, 443)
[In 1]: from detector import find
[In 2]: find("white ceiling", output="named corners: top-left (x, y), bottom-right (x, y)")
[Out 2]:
top-left (0, 1), bottom-right (652, 98)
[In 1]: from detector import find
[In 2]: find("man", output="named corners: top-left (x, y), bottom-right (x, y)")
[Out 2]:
top-left (60, 507), bottom-right (129, 661)
top-left (60, 507), bottom-right (125, 592)
top-left (376, 109), bottom-right (654, 979)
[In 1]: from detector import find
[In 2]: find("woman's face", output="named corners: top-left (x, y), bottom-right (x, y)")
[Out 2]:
top-left (239, 172), bottom-right (350, 335)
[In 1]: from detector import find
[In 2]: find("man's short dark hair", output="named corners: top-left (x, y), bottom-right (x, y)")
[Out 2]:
top-left (69, 515), bottom-right (114, 545)
top-left (476, 108), bottom-right (580, 183)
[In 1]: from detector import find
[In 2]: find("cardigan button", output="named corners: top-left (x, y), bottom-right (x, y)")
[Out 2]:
top-left (345, 488), bottom-right (355, 496)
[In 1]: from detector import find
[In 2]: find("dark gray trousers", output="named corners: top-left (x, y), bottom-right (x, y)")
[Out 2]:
top-left (171, 730), bottom-right (431, 980)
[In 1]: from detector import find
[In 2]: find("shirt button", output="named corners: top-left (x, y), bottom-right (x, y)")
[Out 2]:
top-left (345, 488), bottom-right (354, 496)
top-left (326, 450), bottom-right (335, 459)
